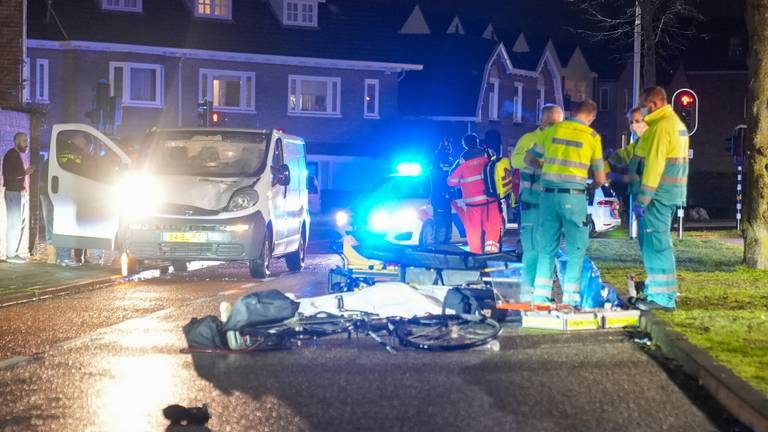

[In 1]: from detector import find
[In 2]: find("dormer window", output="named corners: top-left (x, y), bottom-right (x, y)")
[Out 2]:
top-left (284, 0), bottom-right (317, 27)
top-left (196, 0), bottom-right (231, 20)
top-left (102, 0), bottom-right (142, 12)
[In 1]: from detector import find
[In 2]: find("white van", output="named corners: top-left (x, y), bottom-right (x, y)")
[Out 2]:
top-left (47, 123), bottom-right (310, 278)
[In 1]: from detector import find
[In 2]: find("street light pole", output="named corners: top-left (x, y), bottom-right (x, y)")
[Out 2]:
top-left (629, 1), bottom-right (641, 240)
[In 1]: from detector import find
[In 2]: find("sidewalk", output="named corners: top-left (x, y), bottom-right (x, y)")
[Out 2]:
top-left (0, 246), bottom-right (121, 306)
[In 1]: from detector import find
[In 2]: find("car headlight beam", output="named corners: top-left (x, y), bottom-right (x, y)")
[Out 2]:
top-left (226, 188), bottom-right (259, 212)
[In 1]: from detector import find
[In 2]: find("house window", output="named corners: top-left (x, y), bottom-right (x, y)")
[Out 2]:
top-left (23, 57), bottom-right (30, 102)
top-left (35, 59), bottom-right (49, 103)
top-left (109, 62), bottom-right (164, 107)
top-left (288, 75), bottom-right (341, 117)
top-left (284, 0), bottom-right (317, 26)
top-left (513, 82), bottom-right (523, 123)
top-left (102, 0), bottom-right (142, 12)
top-left (199, 69), bottom-right (255, 112)
top-left (488, 78), bottom-right (499, 121)
top-left (536, 86), bottom-right (545, 122)
top-left (599, 87), bottom-right (610, 111)
top-left (364, 79), bottom-right (379, 118)
top-left (196, 0), bottom-right (231, 19)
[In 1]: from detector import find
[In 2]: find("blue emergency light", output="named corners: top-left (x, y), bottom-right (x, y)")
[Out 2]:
top-left (395, 161), bottom-right (423, 176)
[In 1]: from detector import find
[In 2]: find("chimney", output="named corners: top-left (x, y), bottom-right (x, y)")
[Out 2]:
top-left (0, 0), bottom-right (26, 108)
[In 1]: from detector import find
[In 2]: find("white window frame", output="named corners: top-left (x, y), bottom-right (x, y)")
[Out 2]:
top-left (488, 78), bottom-right (499, 121)
top-left (101, 0), bottom-right (143, 12)
top-left (22, 57), bottom-right (30, 102)
top-left (513, 82), bottom-right (524, 123)
top-left (195, 0), bottom-right (232, 20)
top-left (536, 85), bottom-right (545, 123)
top-left (364, 79), bottom-right (380, 119)
top-left (599, 87), bottom-right (610, 111)
top-left (199, 68), bottom-right (256, 113)
top-left (35, 59), bottom-right (50, 103)
top-left (283, 0), bottom-right (317, 27)
top-left (109, 62), bottom-right (164, 108)
top-left (288, 75), bottom-right (342, 117)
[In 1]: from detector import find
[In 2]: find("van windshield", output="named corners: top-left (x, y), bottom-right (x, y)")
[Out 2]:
top-left (144, 131), bottom-right (270, 177)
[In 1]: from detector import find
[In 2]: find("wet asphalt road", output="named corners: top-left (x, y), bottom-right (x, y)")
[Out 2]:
top-left (0, 249), bottom-right (723, 431)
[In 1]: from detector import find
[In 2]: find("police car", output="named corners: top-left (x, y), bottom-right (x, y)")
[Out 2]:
top-left (335, 162), bottom-right (514, 247)
top-left (587, 182), bottom-right (622, 237)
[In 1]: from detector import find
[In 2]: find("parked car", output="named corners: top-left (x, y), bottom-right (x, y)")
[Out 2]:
top-left (587, 182), bottom-right (622, 237)
top-left (47, 123), bottom-right (310, 278)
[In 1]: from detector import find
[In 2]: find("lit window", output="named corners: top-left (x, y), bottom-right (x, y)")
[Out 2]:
top-left (513, 82), bottom-right (523, 123)
top-left (36, 59), bottom-right (49, 103)
top-left (488, 78), bottom-right (499, 121)
top-left (102, 0), bottom-right (142, 12)
top-left (288, 75), bottom-right (341, 117)
top-left (109, 62), bottom-right (164, 107)
top-left (199, 69), bottom-right (255, 112)
top-left (364, 79), bottom-right (379, 118)
top-left (196, 0), bottom-right (231, 19)
top-left (22, 57), bottom-right (30, 102)
top-left (284, 0), bottom-right (317, 26)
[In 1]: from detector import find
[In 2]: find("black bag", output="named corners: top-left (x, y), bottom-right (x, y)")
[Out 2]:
top-left (442, 287), bottom-right (499, 319)
top-left (183, 315), bottom-right (227, 350)
top-left (222, 289), bottom-right (299, 331)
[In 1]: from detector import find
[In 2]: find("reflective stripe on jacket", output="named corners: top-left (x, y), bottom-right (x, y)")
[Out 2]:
top-left (447, 150), bottom-right (493, 205)
top-left (527, 120), bottom-right (604, 189)
top-left (636, 105), bottom-right (689, 206)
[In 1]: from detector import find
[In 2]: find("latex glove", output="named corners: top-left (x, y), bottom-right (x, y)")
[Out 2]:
top-left (632, 203), bottom-right (646, 219)
top-left (606, 172), bottom-right (624, 183)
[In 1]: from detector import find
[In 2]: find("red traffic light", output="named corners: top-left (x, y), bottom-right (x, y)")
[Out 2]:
top-left (680, 94), bottom-right (693, 106)
top-left (672, 88), bottom-right (698, 136)
top-left (675, 90), bottom-right (696, 108)
top-left (211, 112), bottom-right (220, 123)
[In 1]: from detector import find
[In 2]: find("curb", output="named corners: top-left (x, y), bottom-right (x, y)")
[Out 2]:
top-left (641, 312), bottom-right (768, 432)
top-left (0, 275), bottom-right (124, 308)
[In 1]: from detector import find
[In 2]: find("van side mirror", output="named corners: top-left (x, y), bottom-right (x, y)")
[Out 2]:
top-left (278, 164), bottom-right (291, 186)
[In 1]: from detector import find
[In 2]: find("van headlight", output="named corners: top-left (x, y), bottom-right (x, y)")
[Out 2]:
top-left (113, 173), bottom-right (162, 218)
top-left (226, 188), bottom-right (259, 212)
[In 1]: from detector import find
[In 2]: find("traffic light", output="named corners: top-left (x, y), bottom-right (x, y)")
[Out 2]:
top-left (211, 111), bottom-right (223, 126)
top-left (672, 88), bottom-right (698, 136)
top-left (197, 100), bottom-right (224, 127)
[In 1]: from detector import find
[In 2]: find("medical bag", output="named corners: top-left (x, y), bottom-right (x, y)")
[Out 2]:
top-left (483, 157), bottom-right (515, 201)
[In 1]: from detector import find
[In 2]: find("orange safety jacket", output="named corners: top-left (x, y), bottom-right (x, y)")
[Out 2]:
top-left (446, 149), bottom-right (494, 206)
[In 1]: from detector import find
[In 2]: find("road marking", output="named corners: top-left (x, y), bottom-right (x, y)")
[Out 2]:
top-left (218, 289), bottom-right (245, 296)
top-left (241, 283), bottom-right (258, 288)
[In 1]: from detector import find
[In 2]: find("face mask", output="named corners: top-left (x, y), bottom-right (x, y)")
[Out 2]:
top-left (640, 107), bottom-right (650, 117)
top-left (632, 122), bottom-right (648, 137)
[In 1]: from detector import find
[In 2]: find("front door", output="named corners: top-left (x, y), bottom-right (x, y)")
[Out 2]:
top-left (48, 124), bottom-right (131, 250)
top-left (269, 136), bottom-right (289, 254)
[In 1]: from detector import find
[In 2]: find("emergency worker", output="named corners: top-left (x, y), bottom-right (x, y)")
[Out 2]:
top-left (525, 100), bottom-right (606, 307)
top-left (510, 104), bottom-right (564, 302)
top-left (447, 133), bottom-right (502, 254)
top-left (632, 86), bottom-right (689, 312)
top-left (429, 138), bottom-right (454, 244)
top-left (607, 107), bottom-right (647, 184)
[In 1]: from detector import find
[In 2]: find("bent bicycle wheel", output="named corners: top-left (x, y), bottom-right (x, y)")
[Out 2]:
top-left (393, 315), bottom-right (501, 351)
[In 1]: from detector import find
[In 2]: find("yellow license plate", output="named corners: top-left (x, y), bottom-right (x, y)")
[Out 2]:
top-left (163, 232), bottom-right (207, 243)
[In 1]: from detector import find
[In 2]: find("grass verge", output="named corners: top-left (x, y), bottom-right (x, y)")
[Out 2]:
top-left (588, 234), bottom-right (768, 397)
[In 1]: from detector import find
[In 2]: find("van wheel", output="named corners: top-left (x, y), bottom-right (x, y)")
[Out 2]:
top-left (249, 231), bottom-right (272, 279)
top-left (588, 219), bottom-right (598, 238)
top-left (172, 261), bottom-right (188, 273)
top-left (286, 231), bottom-right (306, 272)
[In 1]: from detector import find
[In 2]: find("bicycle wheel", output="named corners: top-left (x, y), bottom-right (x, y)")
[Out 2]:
top-left (393, 315), bottom-right (502, 351)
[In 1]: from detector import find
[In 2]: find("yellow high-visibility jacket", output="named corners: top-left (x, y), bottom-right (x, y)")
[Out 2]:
top-left (527, 119), bottom-right (604, 189)
top-left (511, 128), bottom-right (544, 204)
top-left (636, 105), bottom-right (689, 207)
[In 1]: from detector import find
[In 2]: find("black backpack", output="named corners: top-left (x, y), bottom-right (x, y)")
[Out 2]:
top-left (222, 289), bottom-right (300, 331)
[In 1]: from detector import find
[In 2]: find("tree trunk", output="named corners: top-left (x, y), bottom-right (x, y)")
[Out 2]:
top-left (640, 0), bottom-right (657, 87)
top-left (744, 0), bottom-right (768, 269)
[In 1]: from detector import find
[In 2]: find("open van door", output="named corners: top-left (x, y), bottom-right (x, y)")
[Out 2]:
top-left (49, 123), bottom-right (131, 250)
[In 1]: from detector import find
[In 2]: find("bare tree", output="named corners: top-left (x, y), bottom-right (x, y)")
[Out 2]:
top-left (744, 0), bottom-right (768, 269)
top-left (567, 0), bottom-right (701, 87)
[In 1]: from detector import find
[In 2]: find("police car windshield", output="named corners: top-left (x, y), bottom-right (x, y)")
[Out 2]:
top-left (145, 131), bottom-right (270, 177)
top-left (371, 175), bottom-right (430, 199)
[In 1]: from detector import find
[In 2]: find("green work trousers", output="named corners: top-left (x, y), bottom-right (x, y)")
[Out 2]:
top-left (639, 200), bottom-right (678, 308)
top-left (519, 203), bottom-right (540, 302)
top-left (533, 192), bottom-right (589, 306)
